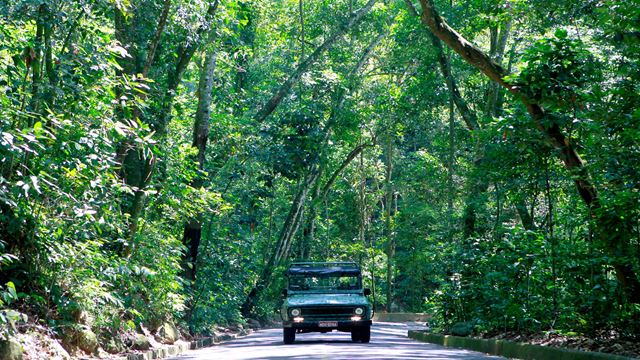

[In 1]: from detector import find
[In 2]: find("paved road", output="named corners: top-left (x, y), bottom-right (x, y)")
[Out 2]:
top-left (169, 322), bottom-right (505, 360)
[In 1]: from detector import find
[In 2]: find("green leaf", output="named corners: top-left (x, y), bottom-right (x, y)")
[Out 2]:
top-left (555, 28), bottom-right (568, 39)
top-left (33, 121), bottom-right (42, 135)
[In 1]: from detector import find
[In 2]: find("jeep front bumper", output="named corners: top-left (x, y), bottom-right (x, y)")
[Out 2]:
top-left (283, 319), bottom-right (372, 330)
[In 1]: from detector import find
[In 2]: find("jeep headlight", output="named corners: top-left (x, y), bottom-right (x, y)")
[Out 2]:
top-left (290, 308), bottom-right (301, 316)
top-left (354, 307), bottom-right (364, 315)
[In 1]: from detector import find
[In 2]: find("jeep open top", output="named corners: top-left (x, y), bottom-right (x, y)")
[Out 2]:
top-left (281, 262), bottom-right (372, 344)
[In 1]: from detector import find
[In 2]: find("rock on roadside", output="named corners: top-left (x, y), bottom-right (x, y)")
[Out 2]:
top-left (132, 334), bottom-right (151, 350)
top-left (76, 328), bottom-right (99, 354)
top-left (0, 338), bottom-right (24, 360)
top-left (155, 323), bottom-right (180, 345)
top-left (102, 336), bottom-right (126, 354)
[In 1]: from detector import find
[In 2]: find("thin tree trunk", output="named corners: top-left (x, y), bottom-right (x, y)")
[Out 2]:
top-left (545, 159), bottom-right (559, 325)
top-left (233, 2), bottom-right (255, 114)
top-left (404, 0), bottom-right (479, 131)
top-left (406, 0), bottom-right (488, 237)
top-left (28, 4), bottom-right (46, 116)
top-left (143, 0), bottom-right (172, 77)
top-left (320, 144), bottom-right (373, 199)
top-left (447, 67), bottom-right (455, 237)
top-left (358, 150), bottom-right (367, 247)
top-left (418, 0), bottom-right (640, 301)
top-left (493, 182), bottom-right (503, 238)
top-left (484, 20), bottom-right (511, 117)
top-left (384, 136), bottom-right (394, 312)
top-left (298, 142), bottom-right (373, 260)
top-left (43, 6), bottom-right (56, 108)
top-left (300, 177), bottom-right (322, 260)
top-left (183, 48), bottom-right (217, 283)
top-left (298, 0), bottom-right (305, 106)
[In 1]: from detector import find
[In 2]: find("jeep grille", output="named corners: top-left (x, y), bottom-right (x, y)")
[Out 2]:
top-left (300, 306), bottom-right (355, 320)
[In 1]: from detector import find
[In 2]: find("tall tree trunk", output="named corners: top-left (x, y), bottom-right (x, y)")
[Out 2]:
top-left (484, 20), bottom-right (511, 117)
top-left (299, 142), bottom-right (373, 258)
top-left (384, 136), bottom-right (394, 312)
top-left (446, 64), bottom-right (455, 237)
top-left (233, 2), bottom-right (255, 115)
top-left (545, 159), bottom-right (559, 324)
top-left (242, 140), bottom-right (373, 317)
top-left (298, 0), bottom-right (305, 107)
top-left (42, 5), bottom-right (56, 109)
top-left (404, 0), bottom-right (479, 130)
top-left (515, 199), bottom-right (536, 231)
top-left (418, 0), bottom-right (640, 301)
top-left (143, 0), bottom-right (172, 78)
top-left (295, 26), bottom-right (388, 258)
top-left (358, 150), bottom-right (367, 247)
top-left (183, 48), bottom-right (218, 282)
top-left (28, 4), bottom-right (46, 117)
top-left (183, 48), bottom-right (218, 334)
top-left (299, 177), bottom-right (322, 260)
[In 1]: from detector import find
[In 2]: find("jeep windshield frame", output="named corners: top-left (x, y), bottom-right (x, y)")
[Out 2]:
top-left (285, 262), bottom-right (364, 294)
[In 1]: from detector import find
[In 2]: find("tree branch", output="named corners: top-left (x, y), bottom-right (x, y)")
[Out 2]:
top-left (320, 143), bottom-right (373, 200)
top-left (253, 0), bottom-right (378, 123)
top-left (143, 0), bottom-right (172, 77)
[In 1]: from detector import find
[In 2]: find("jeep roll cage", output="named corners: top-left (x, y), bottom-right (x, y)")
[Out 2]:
top-left (285, 262), bottom-right (362, 277)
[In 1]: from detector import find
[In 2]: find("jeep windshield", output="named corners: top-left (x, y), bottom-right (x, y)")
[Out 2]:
top-left (288, 274), bottom-right (361, 292)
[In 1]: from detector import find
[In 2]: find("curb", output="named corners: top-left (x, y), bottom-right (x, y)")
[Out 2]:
top-left (373, 313), bottom-right (432, 322)
top-left (114, 330), bottom-right (252, 360)
top-left (408, 331), bottom-right (636, 360)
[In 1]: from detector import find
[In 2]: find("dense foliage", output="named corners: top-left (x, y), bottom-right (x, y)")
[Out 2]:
top-left (1, 0), bottom-right (638, 353)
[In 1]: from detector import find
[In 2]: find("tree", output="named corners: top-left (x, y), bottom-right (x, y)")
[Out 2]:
top-left (417, 0), bottom-right (640, 302)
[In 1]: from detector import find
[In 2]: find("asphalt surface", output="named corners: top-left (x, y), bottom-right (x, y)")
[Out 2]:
top-left (168, 322), bottom-right (506, 360)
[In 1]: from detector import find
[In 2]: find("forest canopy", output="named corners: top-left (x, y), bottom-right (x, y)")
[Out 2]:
top-left (1, 0), bottom-right (639, 357)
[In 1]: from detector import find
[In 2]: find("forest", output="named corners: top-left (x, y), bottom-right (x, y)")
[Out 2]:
top-left (1, 0), bottom-right (639, 358)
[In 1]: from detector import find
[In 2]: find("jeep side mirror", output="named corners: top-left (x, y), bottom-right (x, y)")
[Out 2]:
top-left (282, 289), bottom-right (288, 296)
top-left (363, 288), bottom-right (371, 296)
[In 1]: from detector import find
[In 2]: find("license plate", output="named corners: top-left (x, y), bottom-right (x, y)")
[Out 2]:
top-left (319, 321), bottom-right (337, 327)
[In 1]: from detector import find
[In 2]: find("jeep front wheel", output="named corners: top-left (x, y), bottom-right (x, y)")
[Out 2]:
top-left (283, 327), bottom-right (295, 344)
top-left (360, 326), bottom-right (371, 343)
top-left (351, 326), bottom-right (371, 343)
top-left (350, 329), bottom-right (360, 342)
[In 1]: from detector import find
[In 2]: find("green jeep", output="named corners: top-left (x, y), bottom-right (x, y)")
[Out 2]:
top-left (280, 262), bottom-right (373, 344)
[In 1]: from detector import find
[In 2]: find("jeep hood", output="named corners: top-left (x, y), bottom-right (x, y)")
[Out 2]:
top-left (287, 293), bottom-right (369, 307)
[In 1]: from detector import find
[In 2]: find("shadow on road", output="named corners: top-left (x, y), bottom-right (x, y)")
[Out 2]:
top-left (173, 322), bottom-right (503, 360)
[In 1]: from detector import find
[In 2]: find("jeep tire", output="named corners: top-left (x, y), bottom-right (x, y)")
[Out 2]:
top-left (351, 326), bottom-right (371, 343)
top-left (360, 325), bottom-right (371, 343)
top-left (283, 327), bottom-right (295, 344)
top-left (351, 329), bottom-right (360, 342)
